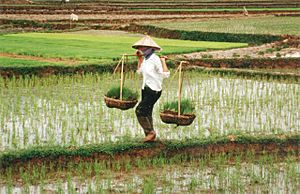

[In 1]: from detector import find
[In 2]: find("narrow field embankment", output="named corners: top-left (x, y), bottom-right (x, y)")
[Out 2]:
top-left (186, 58), bottom-right (300, 69)
top-left (0, 62), bottom-right (116, 77)
top-left (0, 134), bottom-right (299, 169)
top-left (1, 59), bottom-right (300, 81)
top-left (1, 57), bottom-right (299, 81)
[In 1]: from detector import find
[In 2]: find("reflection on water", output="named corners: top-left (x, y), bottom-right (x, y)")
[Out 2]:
top-left (0, 160), bottom-right (299, 193)
top-left (0, 72), bottom-right (299, 150)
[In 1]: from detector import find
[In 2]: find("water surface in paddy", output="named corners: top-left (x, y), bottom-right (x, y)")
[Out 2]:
top-left (0, 72), bottom-right (299, 150)
top-left (0, 157), bottom-right (299, 193)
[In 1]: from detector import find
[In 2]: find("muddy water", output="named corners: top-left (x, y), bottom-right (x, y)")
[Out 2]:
top-left (0, 72), bottom-right (299, 150)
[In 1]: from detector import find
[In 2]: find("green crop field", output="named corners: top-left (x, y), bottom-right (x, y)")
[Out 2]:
top-left (0, 20), bottom-right (299, 193)
top-left (1, 151), bottom-right (299, 193)
top-left (0, 32), bottom-right (247, 67)
top-left (0, 72), bottom-right (298, 151)
top-left (148, 16), bottom-right (300, 35)
top-left (0, 71), bottom-right (299, 193)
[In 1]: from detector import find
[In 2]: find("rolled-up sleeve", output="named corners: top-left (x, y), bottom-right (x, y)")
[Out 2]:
top-left (161, 71), bottom-right (170, 78)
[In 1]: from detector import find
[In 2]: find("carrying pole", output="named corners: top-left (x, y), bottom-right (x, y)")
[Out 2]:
top-left (113, 56), bottom-right (124, 74)
top-left (178, 61), bottom-right (184, 116)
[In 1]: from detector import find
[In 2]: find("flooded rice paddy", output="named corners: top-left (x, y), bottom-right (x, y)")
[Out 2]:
top-left (0, 154), bottom-right (299, 193)
top-left (0, 71), bottom-right (299, 151)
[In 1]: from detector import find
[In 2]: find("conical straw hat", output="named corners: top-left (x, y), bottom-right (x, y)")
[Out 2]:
top-left (132, 35), bottom-right (162, 51)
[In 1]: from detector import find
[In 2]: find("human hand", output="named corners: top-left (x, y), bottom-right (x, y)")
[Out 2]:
top-left (160, 56), bottom-right (168, 60)
top-left (160, 56), bottom-right (168, 63)
top-left (136, 50), bottom-right (143, 58)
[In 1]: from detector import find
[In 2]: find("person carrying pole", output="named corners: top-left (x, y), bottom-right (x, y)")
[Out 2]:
top-left (133, 35), bottom-right (170, 142)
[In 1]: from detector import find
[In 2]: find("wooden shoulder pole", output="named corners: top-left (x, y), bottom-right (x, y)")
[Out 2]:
top-left (178, 61), bottom-right (184, 116)
top-left (120, 55), bottom-right (125, 101)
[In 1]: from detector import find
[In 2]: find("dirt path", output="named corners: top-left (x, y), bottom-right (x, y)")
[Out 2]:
top-left (178, 36), bottom-right (300, 60)
top-left (0, 52), bottom-right (83, 65)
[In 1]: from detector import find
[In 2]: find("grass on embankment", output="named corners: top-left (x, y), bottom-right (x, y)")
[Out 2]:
top-left (0, 32), bottom-right (247, 67)
top-left (1, 57), bottom-right (299, 81)
top-left (0, 133), bottom-right (299, 169)
top-left (148, 16), bottom-right (300, 35)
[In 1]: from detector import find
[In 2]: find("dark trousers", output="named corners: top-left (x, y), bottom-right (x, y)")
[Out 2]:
top-left (135, 86), bottom-right (162, 135)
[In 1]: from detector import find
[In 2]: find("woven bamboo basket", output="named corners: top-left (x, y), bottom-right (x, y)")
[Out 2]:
top-left (104, 96), bottom-right (138, 110)
top-left (160, 110), bottom-right (196, 126)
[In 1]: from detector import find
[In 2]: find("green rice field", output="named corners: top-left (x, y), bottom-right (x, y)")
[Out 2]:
top-left (1, 153), bottom-right (299, 193)
top-left (0, 29), bottom-right (299, 193)
top-left (0, 32), bottom-right (247, 66)
top-left (0, 71), bottom-right (298, 151)
top-left (149, 16), bottom-right (300, 35)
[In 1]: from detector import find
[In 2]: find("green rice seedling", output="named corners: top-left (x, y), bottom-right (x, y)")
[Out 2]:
top-left (57, 180), bottom-right (64, 194)
top-left (266, 48), bottom-right (274, 53)
top-left (113, 161), bottom-right (122, 172)
top-left (188, 176), bottom-right (198, 193)
top-left (201, 54), bottom-right (209, 58)
top-left (23, 183), bottom-right (30, 194)
top-left (243, 55), bottom-right (251, 59)
top-left (5, 183), bottom-right (13, 194)
top-left (106, 177), bottom-right (113, 192)
top-left (0, 151), bottom-right (300, 192)
top-left (67, 173), bottom-right (76, 194)
top-left (126, 180), bottom-right (135, 193)
top-left (258, 51), bottom-right (265, 55)
top-left (106, 86), bottom-right (138, 101)
top-left (136, 159), bottom-right (146, 170)
top-left (142, 177), bottom-right (155, 194)
top-left (125, 160), bottom-right (132, 172)
top-left (282, 44), bottom-right (289, 49)
top-left (21, 170), bottom-right (30, 185)
top-left (232, 53), bottom-right (240, 58)
top-left (162, 99), bottom-right (195, 114)
top-left (4, 168), bottom-right (13, 191)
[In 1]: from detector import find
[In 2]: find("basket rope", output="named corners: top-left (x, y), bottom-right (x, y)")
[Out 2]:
top-left (112, 55), bottom-right (193, 112)
top-left (112, 54), bottom-right (139, 100)
top-left (162, 60), bottom-right (193, 115)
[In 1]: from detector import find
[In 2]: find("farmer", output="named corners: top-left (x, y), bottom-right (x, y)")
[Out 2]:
top-left (133, 35), bottom-right (170, 142)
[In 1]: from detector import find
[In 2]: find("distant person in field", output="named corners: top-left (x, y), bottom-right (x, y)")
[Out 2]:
top-left (61, 0), bottom-right (69, 5)
top-left (133, 35), bottom-right (170, 142)
top-left (243, 6), bottom-right (248, 16)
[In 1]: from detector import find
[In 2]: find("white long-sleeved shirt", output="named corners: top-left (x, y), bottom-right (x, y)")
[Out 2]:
top-left (137, 53), bottom-right (170, 92)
